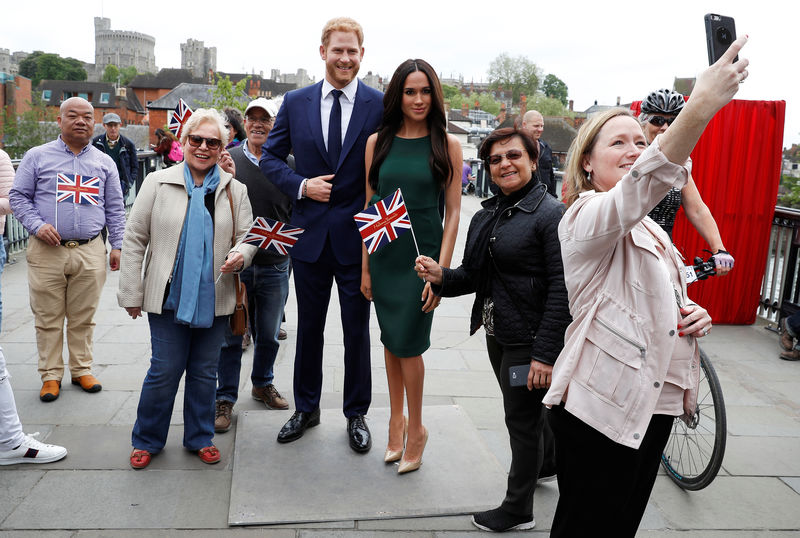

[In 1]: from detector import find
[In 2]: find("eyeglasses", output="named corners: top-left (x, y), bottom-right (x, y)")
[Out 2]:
top-left (246, 116), bottom-right (274, 125)
top-left (187, 135), bottom-right (222, 149)
top-left (486, 149), bottom-right (524, 165)
top-left (648, 115), bottom-right (677, 127)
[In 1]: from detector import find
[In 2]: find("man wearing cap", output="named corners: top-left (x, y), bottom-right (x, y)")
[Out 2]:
top-left (214, 98), bottom-right (293, 432)
top-left (521, 110), bottom-right (557, 197)
top-left (92, 113), bottom-right (137, 198)
top-left (9, 97), bottom-right (126, 402)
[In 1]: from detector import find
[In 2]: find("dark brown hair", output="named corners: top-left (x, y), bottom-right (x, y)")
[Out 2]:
top-left (368, 59), bottom-right (452, 191)
top-left (478, 126), bottom-right (539, 166)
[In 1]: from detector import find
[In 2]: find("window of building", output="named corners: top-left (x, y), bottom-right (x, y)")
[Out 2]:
top-left (42, 89), bottom-right (51, 101)
top-left (100, 92), bottom-right (110, 104)
top-left (78, 92), bottom-right (89, 100)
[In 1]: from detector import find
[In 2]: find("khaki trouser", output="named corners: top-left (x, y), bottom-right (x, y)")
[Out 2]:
top-left (26, 235), bottom-right (106, 382)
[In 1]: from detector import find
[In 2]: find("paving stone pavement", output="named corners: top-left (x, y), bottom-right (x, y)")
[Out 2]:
top-left (1, 194), bottom-right (799, 536)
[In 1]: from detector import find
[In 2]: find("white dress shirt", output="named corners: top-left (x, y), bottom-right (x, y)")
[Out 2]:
top-left (297, 77), bottom-right (360, 199)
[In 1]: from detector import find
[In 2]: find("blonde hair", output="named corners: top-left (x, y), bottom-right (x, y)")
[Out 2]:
top-left (321, 17), bottom-right (364, 47)
top-left (180, 108), bottom-right (229, 147)
top-left (563, 108), bottom-right (635, 207)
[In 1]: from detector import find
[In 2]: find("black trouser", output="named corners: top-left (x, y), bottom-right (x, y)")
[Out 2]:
top-left (486, 334), bottom-right (548, 517)
top-left (549, 404), bottom-right (673, 537)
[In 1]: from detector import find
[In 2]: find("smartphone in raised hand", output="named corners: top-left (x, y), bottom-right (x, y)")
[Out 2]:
top-left (705, 13), bottom-right (738, 65)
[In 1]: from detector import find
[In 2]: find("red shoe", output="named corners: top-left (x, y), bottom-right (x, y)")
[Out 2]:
top-left (197, 446), bottom-right (220, 464)
top-left (130, 449), bottom-right (151, 469)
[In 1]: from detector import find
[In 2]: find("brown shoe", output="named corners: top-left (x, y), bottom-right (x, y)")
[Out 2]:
top-left (779, 349), bottom-right (800, 361)
top-left (278, 328), bottom-right (287, 340)
top-left (71, 374), bottom-right (102, 393)
top-left (214, 400), bottom-right (234, 433)
top-left (40, 380), bottom-right (61, 402)
top-left (252, 384), bottom-right (289, 410)
top-left (780, 319), bottom-right (794, 351)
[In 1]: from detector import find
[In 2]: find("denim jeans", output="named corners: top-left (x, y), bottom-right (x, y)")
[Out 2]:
top-left (132, 311), bottom-right (227, 453)
top-left (786, 311), bottom-right (800, 349)
top-left (216, 260), bottom-right (290, 403)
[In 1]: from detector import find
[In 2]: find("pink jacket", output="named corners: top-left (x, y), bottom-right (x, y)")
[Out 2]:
top-left (543, 139), bottom-right (701, 449)
top-left (0, 150), bottom-right (14, 234)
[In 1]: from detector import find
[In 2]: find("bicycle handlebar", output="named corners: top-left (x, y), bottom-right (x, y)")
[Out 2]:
top-left (685, 256), bottom-right (717, 285)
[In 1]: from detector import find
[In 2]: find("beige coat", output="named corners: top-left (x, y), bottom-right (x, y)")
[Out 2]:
top-left (542, 140), bottom-right (700, 449)
top-left (0, 150), bottom-right (14, 234)
top-left (117, 163), bottom-right (256, 316)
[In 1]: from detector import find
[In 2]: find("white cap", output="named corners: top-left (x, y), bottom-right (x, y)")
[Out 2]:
top-left (245, 97), bottom-right (279, 118)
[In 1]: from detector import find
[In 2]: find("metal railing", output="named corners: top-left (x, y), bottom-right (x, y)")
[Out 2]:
top-left (759, 206), bottom-right (800, 324)
top-left (6, 150), bottom-right (163, 255)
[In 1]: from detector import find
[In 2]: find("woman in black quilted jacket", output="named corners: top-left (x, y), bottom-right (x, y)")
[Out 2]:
top-left (415, 125), bottom-right (571, 532)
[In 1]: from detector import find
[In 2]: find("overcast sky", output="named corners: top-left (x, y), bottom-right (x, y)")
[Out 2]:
top-left (6, 0), bottom-right (798, 147)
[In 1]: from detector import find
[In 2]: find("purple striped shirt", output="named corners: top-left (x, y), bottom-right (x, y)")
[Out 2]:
top-left (9, 136), bottom-right (126, 249)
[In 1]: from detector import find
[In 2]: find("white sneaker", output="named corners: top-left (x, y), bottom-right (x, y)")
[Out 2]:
top-left (0, 432), bottom-right (67, 465)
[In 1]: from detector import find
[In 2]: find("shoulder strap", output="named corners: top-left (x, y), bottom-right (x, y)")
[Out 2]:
top-left (225, 183), bottom-right (235, 248)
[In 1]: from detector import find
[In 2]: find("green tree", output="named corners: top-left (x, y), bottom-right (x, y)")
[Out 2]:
top-left (120, 66), bottom-right (139, 86)
top-left (487, 53), bottom-right (541, 106)
top-left (1, 97), bottom-right (58, 159)
top-left (471, 92), bottom-right (502, 116)
top-left (196, 74), bottom-right (250, 112)
top-left (778, 174), bottom-right (800, 209)
top-left (541, 74), bottom-right (568, 106)
top-left (102, 64), bottom-right (120, 84)
top-left (442, 84), bottom-right (461, 102)
top-left (526, 94), bottom-right (572, 117)
top-left (19, 51), bottom-right (87, 87)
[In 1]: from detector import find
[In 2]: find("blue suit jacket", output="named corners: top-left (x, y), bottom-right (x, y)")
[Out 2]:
top-left (261, 80), bottom-right (383, 265)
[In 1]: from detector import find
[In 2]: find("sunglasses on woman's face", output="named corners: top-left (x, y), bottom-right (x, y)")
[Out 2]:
top-left (487, 149), bottom-right (524, 165)
top-left (648, 115), bottom-right (677, 127)
top-left (187, 135), bottom-right (222, 150)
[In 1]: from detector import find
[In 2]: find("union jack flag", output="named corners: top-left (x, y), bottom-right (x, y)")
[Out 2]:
top-left (242, 217), bottom-right (305, 255)
top-left (56, 173), bottom-right (101, 205)
top-left (168, 98), bottom-right (193, 139)
top-left (353, 189), bottom-right (412, 255)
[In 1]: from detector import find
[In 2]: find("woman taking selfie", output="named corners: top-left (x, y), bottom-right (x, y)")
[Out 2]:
top-left (543, 37), bottom-right (749, 536)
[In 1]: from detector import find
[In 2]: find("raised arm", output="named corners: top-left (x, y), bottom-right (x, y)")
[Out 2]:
top-left (659, 36), bottom-right (749, 165)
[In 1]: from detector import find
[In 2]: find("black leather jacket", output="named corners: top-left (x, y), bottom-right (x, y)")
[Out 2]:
top-left (436, 182), bottom-right (571, 364)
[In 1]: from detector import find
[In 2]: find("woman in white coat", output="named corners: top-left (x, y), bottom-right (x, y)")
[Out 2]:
top-left (118, 109), bottom-right (254, 469)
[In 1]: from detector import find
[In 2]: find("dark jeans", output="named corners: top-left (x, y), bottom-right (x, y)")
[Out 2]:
top-left (132, 311), bottom-right (227, 453)
top-left (216, 261), bottom-right (290, 403)
top-left (549, 405), bottom-right (673, 537)
top-left (785, 311), bottom-right (800, 349)
top-left (486, 334), bottom-right (548, 517)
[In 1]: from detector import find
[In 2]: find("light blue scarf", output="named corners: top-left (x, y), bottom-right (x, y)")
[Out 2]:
top-left (164, 163), bottom-right (221, 328)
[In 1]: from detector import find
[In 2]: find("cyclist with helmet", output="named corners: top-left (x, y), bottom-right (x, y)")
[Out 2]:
top-left (639, 88), bottom-right (734, 275)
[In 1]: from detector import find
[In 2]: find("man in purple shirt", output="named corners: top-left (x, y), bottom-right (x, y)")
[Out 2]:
top-left (9, 97), bottom-right (126, 402)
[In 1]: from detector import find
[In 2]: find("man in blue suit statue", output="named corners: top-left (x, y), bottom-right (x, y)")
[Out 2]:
top-left (260, 17), bottom-right (383, 453)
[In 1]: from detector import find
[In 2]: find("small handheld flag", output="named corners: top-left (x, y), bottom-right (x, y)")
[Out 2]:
top-left (56, 173), bottom-right (101, 206)
top-left (353, 188), bottom-right (414, 255)
top-left (168, 98), bottom-right (193, 139)
top-left (242, 217), bottom-right (304, 255)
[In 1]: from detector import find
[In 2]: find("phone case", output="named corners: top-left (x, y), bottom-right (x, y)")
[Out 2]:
top-left (704, 13), bottom-right (738, 65)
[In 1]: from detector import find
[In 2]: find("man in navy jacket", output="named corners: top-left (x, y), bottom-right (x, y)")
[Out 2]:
top-left (260, 17), bottom-right (383, 452)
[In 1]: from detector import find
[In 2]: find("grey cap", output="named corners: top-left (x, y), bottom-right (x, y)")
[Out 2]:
top-left (245, 98), bottom-right (279, 118)
top-left (103, 113), bottom-right (121, 124)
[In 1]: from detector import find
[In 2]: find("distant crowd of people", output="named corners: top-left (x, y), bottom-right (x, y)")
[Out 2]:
top-left (0, 15), bottom-right (755, 536)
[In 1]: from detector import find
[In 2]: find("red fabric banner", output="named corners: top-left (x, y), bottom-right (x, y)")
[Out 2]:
top-left (632, 100), bottom-right (786, 324)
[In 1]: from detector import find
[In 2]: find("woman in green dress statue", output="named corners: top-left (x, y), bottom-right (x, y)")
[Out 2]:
top-left (362, 59), bottom-right (462, 474)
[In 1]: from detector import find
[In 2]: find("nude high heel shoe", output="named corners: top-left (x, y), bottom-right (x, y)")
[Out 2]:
top-left (384, 416), bottom-right (408, 463)
top-left (398, 426), bottom-right (428, 474)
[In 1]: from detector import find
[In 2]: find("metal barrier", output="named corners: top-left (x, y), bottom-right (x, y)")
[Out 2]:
top-left (760, 206), bottom-right (800, 324)
top-left (6, 150), bottom-right (163, 256)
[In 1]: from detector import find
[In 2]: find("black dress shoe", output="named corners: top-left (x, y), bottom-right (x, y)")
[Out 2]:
top-left (277, 409), bottom-right (320, 443)
top-left (347, 414), bottom-right (372, 453)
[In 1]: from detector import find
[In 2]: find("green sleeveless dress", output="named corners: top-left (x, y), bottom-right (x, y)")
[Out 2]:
top-left (369, 136), bottom-right (442, 357)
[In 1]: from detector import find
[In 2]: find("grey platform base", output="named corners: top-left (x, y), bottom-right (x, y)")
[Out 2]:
top-left (229, 404), bottom-right (507, 526)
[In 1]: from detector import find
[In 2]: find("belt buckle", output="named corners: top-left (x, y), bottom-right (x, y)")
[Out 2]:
top-left (65, 240), bottom-right (79, 248)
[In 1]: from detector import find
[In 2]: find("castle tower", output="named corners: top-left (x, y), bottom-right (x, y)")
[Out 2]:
top-left (180, 39), bottom-right (217, 79)
top-left (94, 17), bottom-right (156, 77)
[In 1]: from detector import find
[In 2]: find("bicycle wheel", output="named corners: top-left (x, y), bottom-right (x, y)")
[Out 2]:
top-left (660, 347), bottom-right (727, 490)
